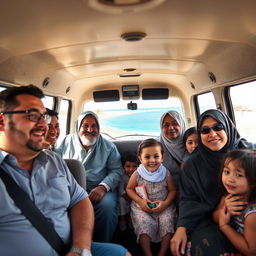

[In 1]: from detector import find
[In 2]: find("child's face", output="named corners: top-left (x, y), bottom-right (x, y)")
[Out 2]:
top-left (222, 159), bottom-right (250, 196)
top-left (138, 145), bottom-right (163, 172)
top-left (185, 133), bottom-right (198, 154)
top-left (123, 161), bottom-right (138, 177)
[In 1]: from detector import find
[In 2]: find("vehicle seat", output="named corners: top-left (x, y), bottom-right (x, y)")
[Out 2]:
top-left (64, 159), bottom-right (87, 190)
top-left (113, 140), bottom-right (141, 157)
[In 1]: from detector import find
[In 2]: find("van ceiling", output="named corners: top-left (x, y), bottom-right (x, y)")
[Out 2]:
top-left (0, 0), bottom-right (256, 99)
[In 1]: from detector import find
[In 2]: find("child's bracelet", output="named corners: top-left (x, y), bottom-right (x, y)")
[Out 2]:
top-left (219, 223), bottom-right (228, 229)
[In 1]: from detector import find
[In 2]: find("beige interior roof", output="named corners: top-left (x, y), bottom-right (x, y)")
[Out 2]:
top-left (1, 0), bottom-right (256, 100)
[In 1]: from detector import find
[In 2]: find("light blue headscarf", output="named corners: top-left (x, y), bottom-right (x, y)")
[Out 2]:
top-left (137, 163), bottom-right (167, 182)
top-left (56, 111), bottom-right (123, 191)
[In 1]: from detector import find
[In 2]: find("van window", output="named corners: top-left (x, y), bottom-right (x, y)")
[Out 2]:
top-left (196, 92), bottom-right (216, 115)
top-left (0, 86), bottom-right (7, 92)
top-left (83, 97), bottom-right (183, 140)
top-left (42, 95), bottom-right (55, 110)
top-left (229, 81), bottom-right (256, 143)
top-left (58, 99), bottom-right (71, 143)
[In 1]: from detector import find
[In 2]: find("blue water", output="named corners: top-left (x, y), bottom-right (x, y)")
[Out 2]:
top-left (101, 108), bottom-right (182, 134)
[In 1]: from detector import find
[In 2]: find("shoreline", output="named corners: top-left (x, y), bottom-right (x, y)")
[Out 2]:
top-left (97, 109), bottom-right (160, 137)
top-left (98, 109), bottom-right (149, 121)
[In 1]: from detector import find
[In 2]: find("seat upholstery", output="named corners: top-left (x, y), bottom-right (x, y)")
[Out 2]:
top-left (113, 140), bottom-right (141, 157)
top-left (64, 159), bottom-right (87, 190)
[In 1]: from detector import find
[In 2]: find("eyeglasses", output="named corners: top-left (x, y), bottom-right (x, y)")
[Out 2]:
top-left (2, 108), bottom-right (51, 123)
top-left (162, 121), bottom-right (179, 128)
top-left (200, 123), bottom-right (225, 134)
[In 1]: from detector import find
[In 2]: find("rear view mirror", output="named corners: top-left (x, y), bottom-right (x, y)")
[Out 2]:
top-left (127, 101), bottom-right (137, 110)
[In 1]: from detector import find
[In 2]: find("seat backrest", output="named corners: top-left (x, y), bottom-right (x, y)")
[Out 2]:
top-left (113, 140), bottom-right (142, 157)
top-left (64, 159), bottom-right (87, 190)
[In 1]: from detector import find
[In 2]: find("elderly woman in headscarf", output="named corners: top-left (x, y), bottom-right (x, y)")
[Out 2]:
top-left (159, 110), bottom-right (188, 186)
top-left (170, 109), bottom-right (256, 256)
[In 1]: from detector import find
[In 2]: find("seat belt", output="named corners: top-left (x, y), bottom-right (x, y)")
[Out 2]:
top-left (0, 167), bottom-right (69, 256)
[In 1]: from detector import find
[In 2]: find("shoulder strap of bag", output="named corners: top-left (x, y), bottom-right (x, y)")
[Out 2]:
top-left (0, 167), bottom-right (69, 256)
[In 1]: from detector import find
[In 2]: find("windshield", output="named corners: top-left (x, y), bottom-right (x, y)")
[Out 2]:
top-left (83, 97), bottom-right (184, 140)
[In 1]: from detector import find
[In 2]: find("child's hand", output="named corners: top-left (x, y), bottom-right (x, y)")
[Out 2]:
top-left (138, 199), bottom-right (152, 212)
top-left (225, 194), bottom-right (248, 216)
top-left (150, 200), bottom-right (165, 213)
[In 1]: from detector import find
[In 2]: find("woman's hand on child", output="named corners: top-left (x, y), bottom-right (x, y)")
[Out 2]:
top-left (218, 204), bottom-right (230, 227)
top-left (225, 194), bottom-right (248, 216)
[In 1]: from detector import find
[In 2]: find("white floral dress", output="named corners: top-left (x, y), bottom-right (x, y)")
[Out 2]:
top-left (131, 170), bottom-right (176, 242)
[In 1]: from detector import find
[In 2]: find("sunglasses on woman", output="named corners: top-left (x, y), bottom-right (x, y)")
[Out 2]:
top-left (200, 123), bottom-right (225, 134)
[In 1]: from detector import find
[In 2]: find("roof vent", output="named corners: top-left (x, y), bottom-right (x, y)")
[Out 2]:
top-left (66, 86), bottom-right (71, 94)
top-left (42, 77), bottom-right (50, 88)
top-left (190, 82), bottom-right (196, 89)
top-left (208, 72), bottom-right (217, 83)
top-left (121, 32), bottom-right (146, 42)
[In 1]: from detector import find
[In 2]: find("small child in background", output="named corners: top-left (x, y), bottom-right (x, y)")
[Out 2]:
top-left (118, 151), bottom-right (139, 231)
top-left (183, 126), bottom-right (198, 154)
top-left (181, 127), bottom-right (198, 168)
top-left (213, 149), bottom-right (256, 255)
top-left (127, 138), bottom-right (177, 256)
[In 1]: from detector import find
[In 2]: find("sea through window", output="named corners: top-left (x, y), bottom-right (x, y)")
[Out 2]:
top-left (83, 97), bottom-right (183, 140)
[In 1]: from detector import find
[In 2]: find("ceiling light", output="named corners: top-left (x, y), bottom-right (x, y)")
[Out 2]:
top-left (123, 68), bottom-right (136, 72)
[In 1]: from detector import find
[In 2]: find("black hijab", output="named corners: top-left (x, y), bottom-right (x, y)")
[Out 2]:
top-left (177, 109), bottom-right (255, 230)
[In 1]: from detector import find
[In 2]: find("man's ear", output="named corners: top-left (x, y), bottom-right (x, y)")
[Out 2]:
top-left (0, 113), bottom-right (5, 131)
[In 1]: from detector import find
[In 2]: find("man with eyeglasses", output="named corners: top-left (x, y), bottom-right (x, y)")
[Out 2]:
top-left (0, 85), bottom-right (130, 256)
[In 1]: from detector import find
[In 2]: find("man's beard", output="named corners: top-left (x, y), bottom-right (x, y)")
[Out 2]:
top-left (9, 120), bottom-right (44, 152)
top-left (80, 134), bottom-right (97, 147)
top-left (26, 139), bottom-right (43, 152)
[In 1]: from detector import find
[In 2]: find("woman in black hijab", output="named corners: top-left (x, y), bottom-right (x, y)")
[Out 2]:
top-left (170, 109), bottom-right (255, 256)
